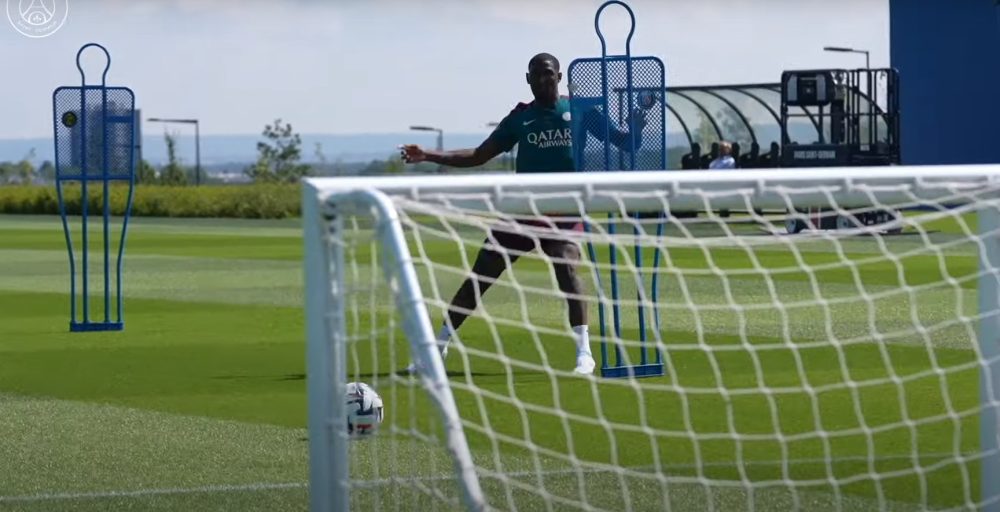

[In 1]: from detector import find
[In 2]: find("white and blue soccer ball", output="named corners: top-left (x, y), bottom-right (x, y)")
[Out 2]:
top-left (346, 381), bottom-right (384, 438)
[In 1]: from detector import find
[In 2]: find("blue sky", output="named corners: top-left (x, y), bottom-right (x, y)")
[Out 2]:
top-left (1, 0), bottom-right (889, 139)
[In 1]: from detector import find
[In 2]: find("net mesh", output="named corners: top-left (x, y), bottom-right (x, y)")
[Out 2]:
top-left (323, 175), bottom-right (1000, 512)
top-left (569, 56), bottom-right (666, 172)
top-left (54, 86), bottom-right (135, 181)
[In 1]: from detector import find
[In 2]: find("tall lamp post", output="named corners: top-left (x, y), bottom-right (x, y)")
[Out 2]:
top-left (148, 117), bottom-right (201, 185)
top-left (409, 125), bottom-right (444, 172)
top-left (486, 121), bottom-right (513, 171)
top-left (823, 46), bottom-right (870, 69)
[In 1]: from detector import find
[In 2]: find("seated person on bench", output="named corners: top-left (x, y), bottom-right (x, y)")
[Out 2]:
top-left (709, 141), bottom-right (736, 170)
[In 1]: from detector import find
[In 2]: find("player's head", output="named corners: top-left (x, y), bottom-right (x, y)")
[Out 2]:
top-left (719, 141), bottom-right (732, 156)
top-left (526, 52), bottom-right (561, 102)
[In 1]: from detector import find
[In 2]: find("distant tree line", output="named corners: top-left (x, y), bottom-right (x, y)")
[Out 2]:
top-left (5, 107), bottom-right (764, 187)
top-left (0, 117), bottom-right (515, 187)
top-left (0, 149), bottom-right (54, 185)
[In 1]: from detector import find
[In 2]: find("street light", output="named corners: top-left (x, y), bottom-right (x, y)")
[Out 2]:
top-left (486, 121), bottom-right (513, 171)
top-left (148, 117), bottom-right (201, 185)
top-left (409, 125), bottom-right (444, 172)
top-left (823, 46), bottom-right (870, 69)
top-left (409, 125), bottom-right (443, 151)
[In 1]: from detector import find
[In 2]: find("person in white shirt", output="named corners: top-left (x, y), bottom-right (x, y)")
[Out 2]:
top-left (709, 141), bottom-right (736, 169)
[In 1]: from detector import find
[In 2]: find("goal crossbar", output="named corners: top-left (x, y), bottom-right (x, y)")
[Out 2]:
top-left (307, 164), bottom-right (1000, 215)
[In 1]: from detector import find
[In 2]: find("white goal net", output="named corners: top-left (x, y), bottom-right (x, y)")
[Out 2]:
top-left (303, 166), bottom-right (1000, 512)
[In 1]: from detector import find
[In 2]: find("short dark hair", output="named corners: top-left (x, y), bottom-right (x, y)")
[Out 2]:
top-left (529, 53), bottom-right (560, 71)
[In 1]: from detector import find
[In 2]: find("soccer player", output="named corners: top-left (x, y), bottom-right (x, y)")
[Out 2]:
top-left (399, 52), bottom-right (646, 375)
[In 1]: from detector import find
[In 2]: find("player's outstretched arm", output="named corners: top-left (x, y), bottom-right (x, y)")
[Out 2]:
top-left (583, 108), bottom-right (646, 152)
top-left (399, 138), bottom-right (505, 169)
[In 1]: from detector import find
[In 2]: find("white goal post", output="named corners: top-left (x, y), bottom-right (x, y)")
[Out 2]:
top-left (303, 165), bottom-right (1000, 512)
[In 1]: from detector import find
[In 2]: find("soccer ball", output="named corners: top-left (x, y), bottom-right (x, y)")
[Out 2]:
top-left (346, 381), bottom-right (384, 438)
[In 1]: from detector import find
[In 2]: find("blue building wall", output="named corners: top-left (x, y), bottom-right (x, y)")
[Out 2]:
top-left (890, 0), bottom-right (1000, 165)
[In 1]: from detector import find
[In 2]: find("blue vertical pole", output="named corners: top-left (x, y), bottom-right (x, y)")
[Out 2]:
top-left (586, 234), bottom-right (610, 372)
top-left (635, 227), bottom-right (646, 366)
top-left (652, 222), bottom-right (663, 365)
top-left (117, 113), bottom-right (138, 325)
top-left (102, 87), bottom-right (111, 323)
top-left (608, 220), bottom-right (622, 367)
top-left (53, 90), bottom-right (76, 329)
top-left (80, 88), bottom-right (89, 325)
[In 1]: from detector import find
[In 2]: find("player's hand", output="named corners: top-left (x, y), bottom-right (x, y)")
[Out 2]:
top-left (629, 109), bottom-right (649, 130)
top-left (399, 144), bottom-right (427, 164)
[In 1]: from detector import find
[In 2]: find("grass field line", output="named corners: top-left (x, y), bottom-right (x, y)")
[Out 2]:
top-left (0, 215), bottom-right (303, 236)
top-left (0, 451), bottom-right (971, 504)
top-left (390, 450), bottom-right (975, 487)
top-left (0, 481), bottom-right (307, 504)
top-left (0, 247), bottom-right (301, 266)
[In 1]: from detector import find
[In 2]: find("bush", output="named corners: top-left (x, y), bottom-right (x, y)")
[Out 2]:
top-left (0, 183), bottom-right (301, 219)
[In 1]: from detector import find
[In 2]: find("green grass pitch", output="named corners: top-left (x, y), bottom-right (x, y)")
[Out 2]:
top-left (0, 211), bottom-right (991, 511)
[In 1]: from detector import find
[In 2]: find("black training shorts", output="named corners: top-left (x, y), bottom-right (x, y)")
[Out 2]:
top-left (481, 219), bottom-right (584, 259)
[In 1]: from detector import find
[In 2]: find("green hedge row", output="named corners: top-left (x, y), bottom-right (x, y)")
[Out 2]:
top-left (0, 184), bottom-right (301, 219)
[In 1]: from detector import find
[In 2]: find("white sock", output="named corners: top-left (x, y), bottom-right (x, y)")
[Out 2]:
top-left (436, 323), bottom-right (453, 355)
top-left (572, 325), bottom-right (591, 356)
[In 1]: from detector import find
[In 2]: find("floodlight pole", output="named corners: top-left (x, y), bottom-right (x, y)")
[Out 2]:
top-left (194, 121), bottom-right (201, 186)
top-left (823, 46), bottom-right (870, 69)
top-left (148, 117), bottom-right (201, 185)
top-left (409, 125), bottom-right (444, 173)
top-left (487, 121), bottom-right (513, 171)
